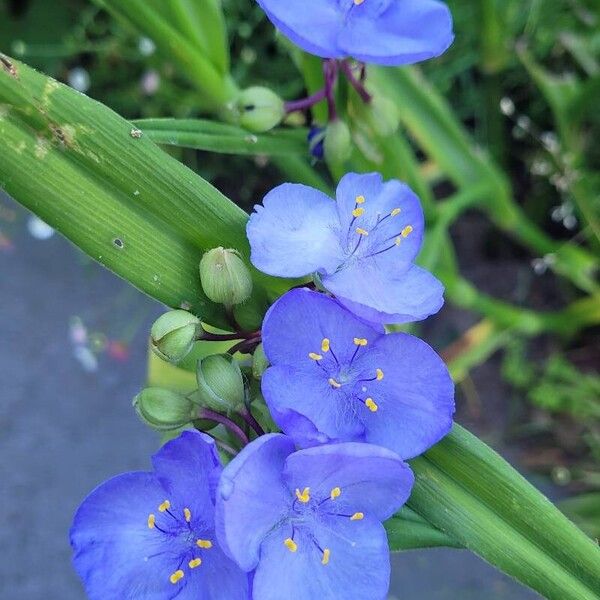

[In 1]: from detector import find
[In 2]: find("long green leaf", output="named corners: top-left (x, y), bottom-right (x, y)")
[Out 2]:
top-left (0, 56), bottom-right (282, 328)
top-left (134, 118), bottom-right (309, 156)
top-left (409, 425), bottom-right (600, 600)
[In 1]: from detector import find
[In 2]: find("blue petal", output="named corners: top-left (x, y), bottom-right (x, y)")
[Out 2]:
top-left (256, 0), bottom-right (344, 58)
top-left (247, 183), bottom-right (342, 278)
top-left (262, 288), bottom-right (382, 366)
top-left (253, 515), bottom-right (390, 600)
top-left (325, 264), bottom-right (445, 324)
top-left (152, 431), bottom-right (221, 522)
top-left (362, 332), bottom-right (455, 459)
top-left (216, 434), bottom-right (295, 571)
top-left (175, 545), bottom-right (251, 600)
top-left (70, 472), bottom-right (185, 600)
top-left (339, 0), bottom-right (454, 66)
top-left (283, 442), bottom-right (414, 521)
top-left (332, 173), bottom-right (425, 278)
top-left (262, 365), bottom-right (365, 444)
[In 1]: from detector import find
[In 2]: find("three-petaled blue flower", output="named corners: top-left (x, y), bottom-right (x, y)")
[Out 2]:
top-left (216, 434), bottom-right (414, 600)
top-left (256, 0), bottom-right (454, 66)
top-left (70, 431), bottom-right (249, 600)
top-left (261, 289), bottom-right (454, 458)
top-left (247, 172), bottom-right (444, 325)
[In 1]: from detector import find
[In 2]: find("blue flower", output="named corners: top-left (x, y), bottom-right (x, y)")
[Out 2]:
top-left (256, 0), bottom-right (454, 66)
top-left (247, 172), bottom-right (444, 324)
top-left (70, 431), bottom-right (249, 600)
top-left (261, 289), bottom-right (454, 458)
top-left (216, 434), bottom-right (414, 600)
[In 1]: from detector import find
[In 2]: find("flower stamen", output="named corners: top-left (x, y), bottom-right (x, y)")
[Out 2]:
top-left (295, 487), bottom-right (311, 503)
top-left (365, 398), bottom-right (379, 412)
top-left (309, 352), bottom-right (323, 361)
top-left (330, 487), bottom-right (342, 500)
top-left (196, 539), bottom-right (213, 549)
top-left (328, 377), bottom-right (342, 389)
top-left (188, 558), bottom-right (202, 569)
top-left (183, 508), bottom-right (192, 523)
top-left (284, 537), bottom-right (298, 552)
top-left (350, 512), bottom-right (364, 521)
top-left (169, 570), bottom-right (184, 584)
top-left (321, 548), bottom-right (331, 565)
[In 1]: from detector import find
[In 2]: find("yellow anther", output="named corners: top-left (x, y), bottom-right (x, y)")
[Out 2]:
top-left (147, 514), bottom-right (156, 529)
top-left (284, 538), bottom-right (298, 552)
top-left (321, 548), bottom-right (331, 565)
top-left (350, 512), bottom-right (365, 521)
top-left (355, 227), bottom-right (369, 236)
top-left (355, 195), bottom-right (365, 204)
top-left (170, 570), bottom-right (185, 584)
top-left (188, 558), bottom-right (202, 569)
top-left (376, 368), bottom-right (384, 381)
top-left (354, 0), bottom-right (365, 6)
top-left (390, 208), bottom-right (401, 217)
top-left (395, 236), bottom-right (401, 246)
top-left (328, 378), bottom-right (342, 389)
top-left (321, 338), bottom-right (330, 353)
top-left (353, 337), bottom-right (368, 347)
top-left (184, 508), bottom-right (192, 523)
top-left (158, 500), bottom-right (171, 513)
top-left (295, 487), bottom-right (311, 503)
top-left (196, 539), bottom-right (213, 549)
top-left (352, 207), bottom-right (365, 218)
top-left (365, 398), bottom-right (379, 412)
top-left (401, 225), bottom-right (414, 238)
top-left (330, 487), bottom-right (342, 500)
top-left (309, 352), bottom-right (323, 361)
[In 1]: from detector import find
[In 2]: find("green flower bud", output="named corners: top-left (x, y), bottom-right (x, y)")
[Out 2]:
top-left (150, 310), bottom-right (201, 364)
top-left (324, 119), bottom-right (352, 164)
top-left (237, 86), bottom-right (285, 133)
top-left (195, 353), bottom-right (246, 413)
top-left (133, 387), bottom-right (196, 431)
top-left (252, 343), bottom-right (269, 379)
top-left (199, 247), bottom-right (253, 307)
top-left (368, 95), bottom-right (400, 137)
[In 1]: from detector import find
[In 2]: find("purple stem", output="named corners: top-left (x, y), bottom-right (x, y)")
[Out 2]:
top-left (284, 88), bottom-right (328, 114)
top-left (238, 407), bottom-right (265, 437)
top-left (197, 407), bottom-right (249, 445)
top-left (340, 61), bottom-right (372, 103)
top-left (227, 335), bottom-right (262, 356)
top-left (323, 59), bottom-right (339, 121)
top-left (198, 330), bottom-right (259, 342)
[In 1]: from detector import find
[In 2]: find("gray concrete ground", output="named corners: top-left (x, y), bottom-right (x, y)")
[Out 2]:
top-left (0, 193), bottom-right (538, 599)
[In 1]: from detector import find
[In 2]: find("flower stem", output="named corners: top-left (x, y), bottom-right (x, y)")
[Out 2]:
top-left (284, 88), bottom-right (328, 114)
top-left (340, 61), bottom-right (372, 103)
top-left (198, 330), bottom-right (259, 342)
top-left (197, 407), bottom-right (249, 445)
top-left (227, 335), bottom-right (262, 355)
top-left (238, 406), bottom-right (265, 437)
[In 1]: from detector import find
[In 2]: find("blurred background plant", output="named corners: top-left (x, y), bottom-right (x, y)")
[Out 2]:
top-left (1, 0), bottom-right (599, 583)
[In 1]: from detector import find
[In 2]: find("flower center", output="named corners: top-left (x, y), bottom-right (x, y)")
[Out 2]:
top-left (342, 193), bottom-right (414, 263)
top-left (307, 337), bottom-right (383, 413)
top-left (282, 486), bottom-right (366, 566)
top-left (146, 499), bottom-right (214, 585)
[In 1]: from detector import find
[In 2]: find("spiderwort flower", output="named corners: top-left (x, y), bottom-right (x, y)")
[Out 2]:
top-left (70, 431), bottom-right (249, 600)
top-left (256, 0), bottom-right (454, 66)
top-left (261, 289), bottom-right (454, 458)
top-left (216, 434), bottom-right (414, 600)
top-left (248, 172), bottom-right (444, 324)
